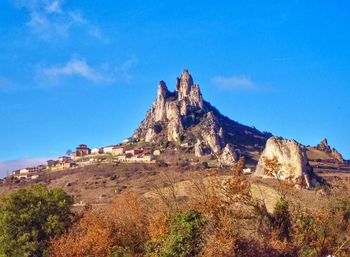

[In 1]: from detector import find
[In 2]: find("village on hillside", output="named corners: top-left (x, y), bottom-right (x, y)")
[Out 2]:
top-left (11, 141), bottom-right (162, 180)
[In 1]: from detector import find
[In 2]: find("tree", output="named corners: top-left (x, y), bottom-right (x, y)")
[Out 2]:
top-left (263, 156), bottom-right (282, 179)
top-left (0, 184), bottom-right (73, 257)
top-left (66, 149), bottom-right (72, 156)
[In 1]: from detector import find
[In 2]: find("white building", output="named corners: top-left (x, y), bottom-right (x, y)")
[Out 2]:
top-left (91, 148), bottom-right (102, 155)
top-left (112, 146), bottom-right (125, 156)
top-left (103, 145), bottom-right (117, 154)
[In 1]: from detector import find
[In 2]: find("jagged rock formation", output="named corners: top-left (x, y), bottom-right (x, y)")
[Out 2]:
top-left (316, 138), bottom-right (332, 153)
top-left (255, 137), bottom-right (313, 187)
top-left (331, 148), bottom-right (345, 163)
top-left (219, 144), bottom-right (240, 167)
top-left (194, 139), bottom-right (206, 157)
top-left (132, 69), bottom-right (272, 160)
top-left (315, 138), bottom-right (345, 163)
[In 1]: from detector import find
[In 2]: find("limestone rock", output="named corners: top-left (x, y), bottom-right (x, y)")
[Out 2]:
top-left (315, 138), bottom-right (345, 163)
top-left (167, 117), bottom-right (184, 142)
top-left (316, 138), bottom-right (332, 153)
top-left (145, 127), bottom-right (156, 142)
top-left (154, 80), bottom-right (169, 121)
top-left (201, 112), bottom-right (223, 153)
top-left (132, 69), bottom-right (271, 156)
top-left (194, 139), bottom-right (206, 157)
top-left (332, 148), bottom-right (345, 163)
top-left (219, 144), bottom-right (239, 166)
top-left (255, 137), bottom-right (312, 187)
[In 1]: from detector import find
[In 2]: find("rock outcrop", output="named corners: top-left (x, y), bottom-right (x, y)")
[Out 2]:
top-left (194, 139), bottom-right (206, 157)
top-left (315, 138), bottom-right (345, 163)
top-left (255, 137), bottom-right (313, 187)
top-left (132, 69), bottom-right (272, 158)
top-left (316, 138), bottom-right (332, 153)
top-left (332, 148), bottom-right (345, 163)
top-left (219, 144), bottom-right (240, 166)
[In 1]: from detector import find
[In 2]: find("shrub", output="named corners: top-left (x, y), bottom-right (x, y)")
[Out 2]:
top-left (0, 184), bottom-right (73, 257)
top-left (50, 193), bottom-right (149, 257)
top-left (146, 210), bottom-right (206, 257)
top-left (272, 197), bottom-right (292, 241)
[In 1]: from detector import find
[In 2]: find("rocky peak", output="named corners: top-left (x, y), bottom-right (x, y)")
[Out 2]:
top-left (132, 69), bottom-right (271, 158)
top-left (315, 138), bottom-right (345, 163)
top-left (157, 80), bottom-right (169, 99)
top-left (316, 138), bottom-right (332, 153)
top-left (176, 69), bottom-right (194, 99)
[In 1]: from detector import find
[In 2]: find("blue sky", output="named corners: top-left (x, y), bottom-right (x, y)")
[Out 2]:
top-left (0, 0), bottom-right (349, 176)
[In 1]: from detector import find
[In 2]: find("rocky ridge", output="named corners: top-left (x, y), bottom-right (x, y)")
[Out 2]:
top-left (132, 69), bottom-right (272, 164)
top-left (315, 138), bottom-right (345, 163)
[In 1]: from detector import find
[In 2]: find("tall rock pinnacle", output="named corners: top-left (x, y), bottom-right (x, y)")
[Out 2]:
top-left (176, 69), bottom-right (194, 100)
top-left (132, 69), bottom-right (271, 158)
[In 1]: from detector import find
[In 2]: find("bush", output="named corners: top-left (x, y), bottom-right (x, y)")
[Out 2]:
top-left (272, 197), bottom-right (292, 241)
top-left (0, 184), bottom-right (73, 257)
top-left (50, 193), bottom-right (149, 257)
top-left (146, 210), bottom-right (206, 257)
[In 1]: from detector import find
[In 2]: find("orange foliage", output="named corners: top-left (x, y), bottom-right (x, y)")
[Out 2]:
top-left (50, 193), bottom-right (149, 257)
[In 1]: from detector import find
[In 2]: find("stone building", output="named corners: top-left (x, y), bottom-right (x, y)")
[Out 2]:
top-left (75, 144), bottom-right (91, 157)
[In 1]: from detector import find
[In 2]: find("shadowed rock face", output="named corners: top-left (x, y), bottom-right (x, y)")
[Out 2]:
top-left (132, 69), bottom-right (272, 157)
top-left (255, 137), bottom-right (313, 187)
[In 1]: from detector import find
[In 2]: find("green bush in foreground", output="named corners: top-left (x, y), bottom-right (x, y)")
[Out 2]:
top-left (146, 210), bottom-right (206, 257)
top-left (0, 184), bottom-right (73, 257)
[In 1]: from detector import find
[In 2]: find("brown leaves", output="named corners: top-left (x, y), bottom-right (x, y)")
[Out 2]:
top-left (50, 193), bottom-right (149, 257)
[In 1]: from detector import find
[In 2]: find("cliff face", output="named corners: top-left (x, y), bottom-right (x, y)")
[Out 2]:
top-left (133, 69), bottom-right (272, 157)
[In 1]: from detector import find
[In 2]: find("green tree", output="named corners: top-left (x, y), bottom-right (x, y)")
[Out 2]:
top-left (0, 184), bottom-right (73, 257)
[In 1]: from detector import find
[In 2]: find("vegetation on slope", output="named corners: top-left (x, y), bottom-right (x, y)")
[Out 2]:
top-left (0, 184), bottom-right (73, 257)
top-left (49, 173), bottom-right (350, 257)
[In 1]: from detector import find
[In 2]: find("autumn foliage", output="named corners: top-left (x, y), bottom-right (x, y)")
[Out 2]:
top-left (49, 173), bottom-right (350, 257)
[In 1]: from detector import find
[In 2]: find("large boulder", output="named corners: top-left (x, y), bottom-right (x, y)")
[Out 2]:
top-left (255, 137), bottom-right (312, 187)
top-left (219, 144), bottom-right (239, 166)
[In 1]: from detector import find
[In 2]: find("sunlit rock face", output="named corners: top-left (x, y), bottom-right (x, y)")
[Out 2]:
top-left (332, 148), bottom-right (345, 163)
top-left (315, 138), bottom-right (345, 163)
top-left (219, 144), bottom-right (239, 166)
top-left (255, 137), bottom-right (313, 187)
top-left (132, 69), bottom-right (271, 157)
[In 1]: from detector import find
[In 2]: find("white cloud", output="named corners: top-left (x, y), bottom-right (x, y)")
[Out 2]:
top-left (68, 11), bottom-right (86, 24)
top-left (41, 58), bottom-right (115, 83)
top-left (45, 0), bottom-right (62, 14)
top-left (211, 75), bottom-right (257, 90)
top-left (120, 55), bottom-right (139, 82)
top-left (0, 157), bottom-right (56, 178)
top-left (15, 0), bottom-right (107, 41)
top-left (37, 55), bottom-right (138, 87)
